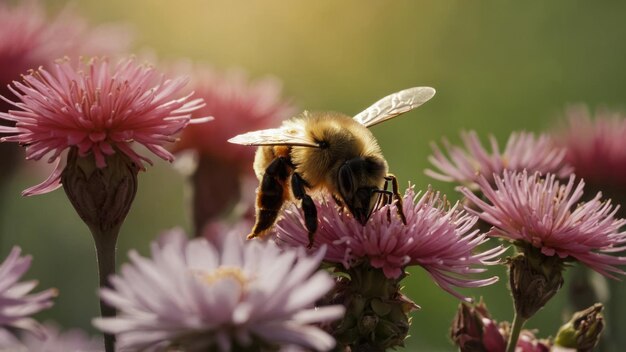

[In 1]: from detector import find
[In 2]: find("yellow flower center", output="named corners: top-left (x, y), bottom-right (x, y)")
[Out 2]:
top-left (192, 266), bottom-right (249, 291)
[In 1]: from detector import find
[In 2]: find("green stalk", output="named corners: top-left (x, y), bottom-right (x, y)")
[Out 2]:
top-left (91, 225), bottom-right (120, 352)
top-left (506, 312), bottom-right (526, 352)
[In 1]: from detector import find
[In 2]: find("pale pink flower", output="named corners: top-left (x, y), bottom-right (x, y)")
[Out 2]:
top-left (426, 131), bottom-right (573, 189)
top-left (13, 323), bottom-right (102, 352)
top-left (171, 64), bottom-right (296, 173)
top-left (0, 57), bottom-right (206, 196)
top-left (555, 106), bottom-right (626, 201)
top-left (462, 171), bottom-right (626, 278)
top-left (0, 247), bottom-right (57, 339)
top-left (94, 229), bottom-right (344, 352)
top-left (275, 187), bottom-right (504, 300)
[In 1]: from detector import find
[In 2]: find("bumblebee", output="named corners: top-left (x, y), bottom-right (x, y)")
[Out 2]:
top-left (228, 87), bottom-right (436, 245)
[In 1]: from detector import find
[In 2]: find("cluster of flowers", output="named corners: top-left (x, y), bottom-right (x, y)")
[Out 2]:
top-left (0, 1), bottom-right (626, 352)
top-left (427, 124), bottom-right (626, 351)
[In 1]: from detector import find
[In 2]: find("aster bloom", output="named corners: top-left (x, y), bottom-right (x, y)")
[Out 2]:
top-left (0, 57), bottom-right (206, 196)
top-left (171, 64), bottom-right (295, 170)
top-left (12, 323), bottom-right (102, 352)
top-left (0, 1), bottom-right (132, 92)
top-left (0, 0), bottom-right (132, 192)
top-left (275, 187), bottom-right (504, 300)
top-left (0, 247), bottom-right (56, 339)
top-left (426, 130), bottom-right (572, 190)
top-left (555, 107), bottom-right (626, 206)
top-left (93, 229), bottom-right (345, 352)
top-left (462, 170), bottom-right (626, 278)
top-left (169, 64), bottom-right (296, 233)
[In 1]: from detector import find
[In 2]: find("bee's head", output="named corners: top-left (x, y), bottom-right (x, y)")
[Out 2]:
top-left (337, 156), bottom-right (388, 225)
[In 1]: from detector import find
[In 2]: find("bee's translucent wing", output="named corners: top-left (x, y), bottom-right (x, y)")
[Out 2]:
top-left (353, 87), bottom-right (436, 127)
top-left (228, 126), bottom-right (320, 147)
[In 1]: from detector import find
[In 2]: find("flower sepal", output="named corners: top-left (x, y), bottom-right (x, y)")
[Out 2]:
top-left (328, 264), bottom-right (415, 351)
top-left (61, 148), bottom-right (139, 238)
top-left (508, 247), bottom-right (565, 320)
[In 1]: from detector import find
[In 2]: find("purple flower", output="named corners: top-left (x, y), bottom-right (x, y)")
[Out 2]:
top-left (274, 187), bottom-right (504, 300)
top-left (0, 247), bottom-right (56, 339)
top-left (426, 131), bottom-right (572, 189)
top-left (93, 229), bottom-right (344, 351)
top-left (462, 170), bottom-right (626, 278)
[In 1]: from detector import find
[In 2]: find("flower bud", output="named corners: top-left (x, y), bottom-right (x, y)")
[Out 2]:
top-left (61, 148), bottom-right (139, 239)
top-left (450, 300), bottom-right (505, 352)
top-left (508, 248), bottom-right (564, 319)
top-left (555, 303), bottom-right (604, 352)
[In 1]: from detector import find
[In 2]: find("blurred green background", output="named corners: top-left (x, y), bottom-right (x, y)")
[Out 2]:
top-left (1, 1), bottom-right (626, 350)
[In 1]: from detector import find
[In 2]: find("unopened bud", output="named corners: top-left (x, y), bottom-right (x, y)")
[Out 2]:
top-left (450, 300), bottom-right (505, 352)
top-left (555, 303), bottom-right (604, 352)
top-left (508, 248), bottom-right (564, 319)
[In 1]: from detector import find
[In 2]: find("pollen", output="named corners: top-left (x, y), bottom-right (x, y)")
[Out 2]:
top-left (192, 266), bottom-right (250, 290)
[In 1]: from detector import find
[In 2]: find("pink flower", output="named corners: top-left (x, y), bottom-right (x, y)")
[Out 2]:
top-left (93, 229), bottom-right (344, 351)
top-left (0, 247), bottom-right (57, 339)
top-left (171, 64), bottom-right (296, 173)
top-left (0, 57), bottom-right (206, 196)
top-left (426, 131), bottom-right (572, 189)
top-left (461, 170), bottom-right (626, 278)
top-left (275, 187), bottom-right (504, 300)
top-left (0, 0), bottom-right (132, 89)
top-left (555, 106), bottom-right (626, 198)
top-left (167, 64), bottom-right (294, 232)
top-left (0, 0), bottom-right (133, 190)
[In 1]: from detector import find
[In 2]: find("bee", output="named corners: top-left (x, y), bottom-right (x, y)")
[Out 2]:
top-left (228, 87), bottom-right (436, 246)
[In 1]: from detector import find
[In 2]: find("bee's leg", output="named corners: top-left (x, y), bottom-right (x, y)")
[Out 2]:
top-left (375, 178), bottom-right (391, 211)
top-left (384, 174), bottom-right (407, 225)
top-left (291, 172), bottom-right (318, 248)
top-left (373, 190), bottom-right (393, 209)
top-left (373, 189), bottom-right (394, 222)
top-left (249, 157), bottom-right (292, 239)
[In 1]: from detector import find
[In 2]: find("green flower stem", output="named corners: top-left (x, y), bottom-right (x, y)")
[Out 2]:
top-left (92, 225), bottom-right (120, 352)
top-left (506, 312), bottom-right (526, 352)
